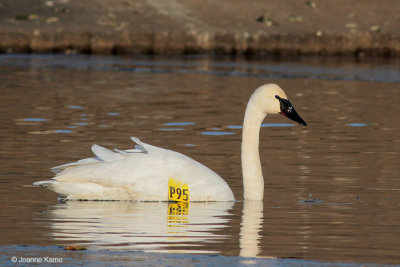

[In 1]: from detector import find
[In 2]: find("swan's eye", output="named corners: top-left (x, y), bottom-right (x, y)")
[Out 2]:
top-left (277, 97), bottom-right (293, 113)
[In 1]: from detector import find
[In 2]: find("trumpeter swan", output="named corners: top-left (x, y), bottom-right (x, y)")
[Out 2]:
top-left (34, 83), bottom-right (306, 201)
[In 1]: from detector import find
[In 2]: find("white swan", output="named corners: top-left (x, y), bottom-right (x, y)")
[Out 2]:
top-left (34, 83), bottom-right (306, 201)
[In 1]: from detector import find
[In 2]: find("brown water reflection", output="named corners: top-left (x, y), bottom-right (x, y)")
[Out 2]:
top-left (0, 60), bottom-right (399, 264)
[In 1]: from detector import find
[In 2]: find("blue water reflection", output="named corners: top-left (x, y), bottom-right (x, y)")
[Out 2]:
top-left (164, 122), bottom-right (195, 126)
top-left (68, 105), bottom-right (83, 109)
top-left (227, 123), bottom-right (295, 129)
top-left (54, 130), bottom-right (73, 133)
top-left (348, 123), bottom-right (367, 127)
top-left (159, 128), bottom-right (184, 131)
top-left (23, 118), bottom-right (47, 122)
top-left (201, 132), bottom-right (235, 136)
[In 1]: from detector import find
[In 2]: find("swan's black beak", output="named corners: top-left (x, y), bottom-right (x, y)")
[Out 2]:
top-left (275, 95), bottom-right (307, 126)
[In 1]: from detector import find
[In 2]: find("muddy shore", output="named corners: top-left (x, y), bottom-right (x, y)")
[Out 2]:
top-left (0, 0), bottom-right (399, 57)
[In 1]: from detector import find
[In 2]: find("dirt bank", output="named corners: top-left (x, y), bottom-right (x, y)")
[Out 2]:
top-left (0, 0), bottom-right (399, 57)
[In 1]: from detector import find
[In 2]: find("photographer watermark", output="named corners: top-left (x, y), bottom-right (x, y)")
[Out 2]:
top-left (10, 256), bottom-right (63, 264)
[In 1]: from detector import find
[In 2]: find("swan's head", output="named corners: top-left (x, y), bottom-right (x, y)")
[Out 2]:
top-left (253, 84), bottom-right (307, 126)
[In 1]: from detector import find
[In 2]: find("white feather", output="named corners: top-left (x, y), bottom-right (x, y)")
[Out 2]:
top-left (91, 144), bottom-right (125, 162)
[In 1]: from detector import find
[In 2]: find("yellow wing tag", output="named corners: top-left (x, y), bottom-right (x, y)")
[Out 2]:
top-left (168, 178), bottom-right (189, 202)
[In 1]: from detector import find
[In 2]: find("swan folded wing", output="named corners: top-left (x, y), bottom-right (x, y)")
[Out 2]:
top-left (91, 144), bottom-right (125, 162)
top-left (51, 157), bottom-right (102, 174)
top-left (51, 139), bottom-right (161, 185)
top-left (49, 144), bottom-right (124, 174)
top-left (50, 149), bottom-right (169, 199)
top-left (50, 141), bottom-right (147, 174)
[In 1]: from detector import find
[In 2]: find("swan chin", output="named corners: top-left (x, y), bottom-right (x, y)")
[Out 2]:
top-left (33, 83), bottom-right (306, 201)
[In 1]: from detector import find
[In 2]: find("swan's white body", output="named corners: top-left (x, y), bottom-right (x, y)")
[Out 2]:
top-left (34, 84), bottom-right (305, 201)
top-left (35, 137), bottom-right (234, 201)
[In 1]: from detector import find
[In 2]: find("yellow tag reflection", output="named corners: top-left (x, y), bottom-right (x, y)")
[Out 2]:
top-left (168, 201), bottom-right (189, 217)
top-left (167, 202), bottom-right (189, 239)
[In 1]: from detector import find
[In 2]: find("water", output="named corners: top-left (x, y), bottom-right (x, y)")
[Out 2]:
top-left (0, 55), bottom-right (399, 265)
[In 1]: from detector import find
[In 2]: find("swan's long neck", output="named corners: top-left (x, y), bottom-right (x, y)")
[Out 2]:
top-left (241, 96), bottom-right (266, 200)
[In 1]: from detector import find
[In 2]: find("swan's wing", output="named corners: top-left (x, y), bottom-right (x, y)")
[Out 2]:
top-left (91, 144), bottom-right (124, 162)
top-left (51, 157), bottom-right (102, 174)
top-left (51, 138), bottom-right (147, 174)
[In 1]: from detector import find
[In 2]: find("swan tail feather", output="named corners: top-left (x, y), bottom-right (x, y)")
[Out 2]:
top-left (34, 180), bottom-right (73, 198)
top-left (33, 180), bottom-right (59, 190)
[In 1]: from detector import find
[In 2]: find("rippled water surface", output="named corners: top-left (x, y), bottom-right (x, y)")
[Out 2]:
top-left (0, 55), bottom-right (399, 265)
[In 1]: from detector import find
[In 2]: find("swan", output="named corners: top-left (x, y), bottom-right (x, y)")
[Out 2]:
top-left (33, 83), bottom-right (306, 201)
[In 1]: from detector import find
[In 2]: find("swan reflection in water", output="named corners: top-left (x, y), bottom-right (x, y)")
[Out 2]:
top-left (240, 201), bottom-right (264, 257)
top-left (46, 200), bottom-right (264, 256)
top-left (48, 201), bottom-right (232, 253)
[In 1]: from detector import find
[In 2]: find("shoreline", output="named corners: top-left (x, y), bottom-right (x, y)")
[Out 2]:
top-left (0, 1), bottom-right (399, 57)
top-left (1, 30), bottom-right (399, 58)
